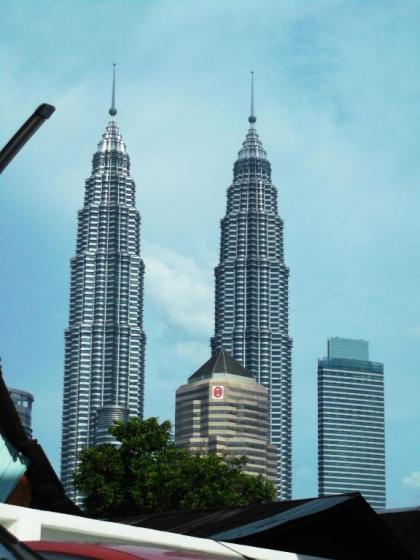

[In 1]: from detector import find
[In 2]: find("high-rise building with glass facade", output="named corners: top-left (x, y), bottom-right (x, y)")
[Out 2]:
top-left (211, 77), bottom-right (292, 499)
top-left (61, 69), bottom-right (146, 498)
top-left (318, 337), bottom-right (386, 508)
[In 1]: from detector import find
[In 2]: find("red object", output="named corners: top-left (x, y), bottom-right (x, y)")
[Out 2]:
top-left (212, 386), bottom-right (223, 399)
top-left (25, 541), bottom-right (229, 560)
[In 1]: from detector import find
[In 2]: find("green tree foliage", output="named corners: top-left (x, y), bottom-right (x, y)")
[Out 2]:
top-left (74, 417), bottom-right (275, 517)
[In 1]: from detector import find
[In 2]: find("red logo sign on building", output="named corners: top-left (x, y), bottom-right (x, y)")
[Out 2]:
top-left (212, 385), bottom-right (224, 400)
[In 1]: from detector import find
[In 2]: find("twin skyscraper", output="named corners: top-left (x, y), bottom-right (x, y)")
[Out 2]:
top-left (210, 78), bottom-right (292, 498)
top-left (60, 71), bottom-right (385, 507)
top-left (60, 70), bottom-right (292, 500)
top-left (61, 68), bottom-right (146, 495)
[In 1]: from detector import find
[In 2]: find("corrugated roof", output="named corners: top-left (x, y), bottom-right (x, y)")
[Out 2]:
top-left (113, 494), bottom-right (414, 560)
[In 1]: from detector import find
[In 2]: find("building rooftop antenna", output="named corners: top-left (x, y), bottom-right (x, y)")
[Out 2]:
top-left (248, 71), bottom-right (256, 125)
top-left (109, 63), bottom-right (117, 117)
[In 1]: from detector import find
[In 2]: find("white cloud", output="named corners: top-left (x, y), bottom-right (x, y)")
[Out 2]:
top-left (175, 341), bottom-right (210, 364)
top-left (407, 326), bottom-right (420, 338)
top-left (144, 244), bottom-right (213, 336)
top-left (402, 472), bottom-right (420, 490)
top-left (295, 465), bottom-right (315, 479)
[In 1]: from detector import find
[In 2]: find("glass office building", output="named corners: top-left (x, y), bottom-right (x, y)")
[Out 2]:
top-left (318, 338), bottom-right (386, 508)
top-left (9, 388), bottom-right (34, 438)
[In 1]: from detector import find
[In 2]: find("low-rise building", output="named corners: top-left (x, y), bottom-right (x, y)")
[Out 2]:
top-left (175, 349), bottom-right (276, 483)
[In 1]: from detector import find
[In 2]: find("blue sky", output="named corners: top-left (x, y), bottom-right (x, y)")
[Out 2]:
top-left (1, 0), bottom-right (420, 507)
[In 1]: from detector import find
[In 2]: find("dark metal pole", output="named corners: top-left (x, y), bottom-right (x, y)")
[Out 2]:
top-left (0, 104), bottom-right (55, 174)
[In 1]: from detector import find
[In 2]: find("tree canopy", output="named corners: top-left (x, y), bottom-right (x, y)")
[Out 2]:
top-left (74, 417), bottom-right (275, 517)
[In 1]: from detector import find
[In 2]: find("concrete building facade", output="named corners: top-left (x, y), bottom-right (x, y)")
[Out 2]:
top-left (175, 349), bottom-right (277, 483)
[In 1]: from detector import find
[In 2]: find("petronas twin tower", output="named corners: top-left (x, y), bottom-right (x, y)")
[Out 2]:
top-left (61, 71), bottom-right (292, 500)
top-left (61, 69), bottom-right (146, 496)
top-left (211, 81), bottom-right (292, 498)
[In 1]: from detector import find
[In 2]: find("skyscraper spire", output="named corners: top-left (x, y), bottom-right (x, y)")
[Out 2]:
top-left (248, 71), bottom-right (256, 125)
top-left (109, 63), bottom-right (117, 117)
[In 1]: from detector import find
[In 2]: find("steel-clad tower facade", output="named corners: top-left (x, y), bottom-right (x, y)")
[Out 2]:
top-left (61, 69), bottom-right (146, 498)
top-left (211, 77), bottom-right (292, 499)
